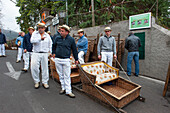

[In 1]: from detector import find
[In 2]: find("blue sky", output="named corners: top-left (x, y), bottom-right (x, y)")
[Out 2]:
top-left (1, 0), bottom-right (20, 32)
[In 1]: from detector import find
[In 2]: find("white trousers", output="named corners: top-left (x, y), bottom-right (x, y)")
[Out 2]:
top-left (17, 48), bottom-right (23, 61)
top-left (0, 44), bottom-right (5, 55)
top-left (101, 52), bottom-right (113, 66)
top-left (31, 53), bottom-right (49, 84)
top-left (78, 51), bottom-right (85, 64)
top-left (24, 52), bottom-right (32, 70)
top-left (54, 58), bottom-right (72, 94)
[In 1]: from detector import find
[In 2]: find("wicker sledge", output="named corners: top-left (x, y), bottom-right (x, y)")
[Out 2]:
top-left (78, 61), bottom-right (141, 108)
top-left (49, 56), bottom-right (80, 84)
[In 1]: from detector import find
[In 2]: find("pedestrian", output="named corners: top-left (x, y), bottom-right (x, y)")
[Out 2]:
top-left (22, 27), bottom-right (35, 72)
top-left (0, 28), bottom-right (7, 57)
top-left (76, 29), bottom-right (88, 64)
top-left (97, 27), bottom-right (117, 66)
top-left (52, 25), bottom-right (78, 98)
top-left (52, 25), bottom-right (62, 42)
top-left (30, 23), bottom-right (52, 89)
top-left (125, 32), bottom-right (141, 77)
top-left (16, 31), bottom-right (25, 63)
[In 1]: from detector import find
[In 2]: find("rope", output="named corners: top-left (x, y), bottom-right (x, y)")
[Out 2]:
top-left (78, 64), bottom-right (121, 113)
top-left (115, 58), bottom-right (132, 82)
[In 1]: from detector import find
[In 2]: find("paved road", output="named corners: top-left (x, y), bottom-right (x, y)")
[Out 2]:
top-left (0, 50), bottom-right (113, 113)
top-left (0, 50), bottom-right (170, 113)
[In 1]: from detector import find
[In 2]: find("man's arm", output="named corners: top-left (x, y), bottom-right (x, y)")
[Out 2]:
top-left (97, 37), bottom-right (102, 55)
top-left (30, 32), bottom-right (41, 43)
top-left (125, 38), bottom-right (128, 50)
top-left (3, 34), bottom-right (7, 43)
top-left (71, 38), bottom-right (78, 61)
top-left (113, 37), bottom-right (116, 55)
top-left (138, 38), bottom-right (141, 47)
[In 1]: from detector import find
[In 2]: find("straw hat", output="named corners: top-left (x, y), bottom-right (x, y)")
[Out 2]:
top-left (28, 27), bottom-right (35, 31)
top-left (58, 25), bottom-right (62, 30)
top-left (61, 25), bottom-right (70, 33)
top-left (37, 23), bottom-right (46, 28)
top-left (104, 27), bottom-right (112, 31)
top-left (47, 31), bottom-right (51, 34)
top-left (77, 29), bottom-right (84, 34)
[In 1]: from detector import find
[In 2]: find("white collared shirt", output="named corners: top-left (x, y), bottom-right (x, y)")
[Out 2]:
top-left (31, 31), bottom-right (52, 53)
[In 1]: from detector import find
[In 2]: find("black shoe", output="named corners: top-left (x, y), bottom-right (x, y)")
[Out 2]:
top-left (127, 74), bottom-right (131, 76)
top-left (134, 74), bottom-right (139, 77)
top-left (2, 55), bottom-right (6, 57)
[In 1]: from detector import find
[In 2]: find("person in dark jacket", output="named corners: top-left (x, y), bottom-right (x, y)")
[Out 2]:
top-left (22, 27), bottom-right (35, 72)
top-left (52, 25), bottom-right (78, 98)
top-left (0, 28), bottom-right (7, 57)
top-left (125, 32), bottom-right (141, 77)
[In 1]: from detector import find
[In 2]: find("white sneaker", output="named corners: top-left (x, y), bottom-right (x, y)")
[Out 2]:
top-left (34, 83), bottom-right (40, 89)
top-left (66, 93), bottom-right (75, 98)
top-left (43, 84), bottom-right (49, 89)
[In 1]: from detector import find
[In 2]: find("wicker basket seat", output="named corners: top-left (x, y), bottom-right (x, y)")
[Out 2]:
top-left (82, 62), bottom-right (118, 84)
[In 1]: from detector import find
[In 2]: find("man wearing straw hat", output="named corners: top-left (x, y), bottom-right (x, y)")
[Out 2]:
top-left (0, 28), bottom-right (7, 57)
top-left (76, 29), bottom-right (88, 64)
top-left (30, 23), bottom-right (52, 89)
top-left (52, 25), bottom-right (78, 98)
top-left (22, 27), bottom-right (35, 72)
top-left (16, 31), bottom-right (25, 63)
top-left (97, 27), bottom-right (117, 66)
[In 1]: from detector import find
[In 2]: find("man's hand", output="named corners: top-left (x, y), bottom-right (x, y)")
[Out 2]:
top-left (98, 55), bottom-right (101, 60)
top-left (114, 55), bottom-right (117, 59)
top-left (24, 49), bottom-right (27, 53)
top-left (75, 61), bottom-right (79, 65)
top-left (52, 54), bottom-right (55, 58)
top-left (41, 37), bottom-right (45, 40)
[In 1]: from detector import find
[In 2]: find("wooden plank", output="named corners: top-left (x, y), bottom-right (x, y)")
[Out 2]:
top-left (163, 62), bottom-right (170, 97)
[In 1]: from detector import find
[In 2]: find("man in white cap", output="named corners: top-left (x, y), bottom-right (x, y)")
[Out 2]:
top-left (52, 25), bottom-right (78, 98)
top-left (30, 23), bottom-right (52, 89)
top-left (76, 29), bottom-right (88, 64)
top-left (97, 27), bottom-right (117, 66)
top-left (0, 28), bottom-right (7, 57)
top-left (22, 27), bottom-right (35, 72)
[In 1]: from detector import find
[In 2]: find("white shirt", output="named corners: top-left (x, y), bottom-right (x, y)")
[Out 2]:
top-left (31, 31), bottom-right (52, 53)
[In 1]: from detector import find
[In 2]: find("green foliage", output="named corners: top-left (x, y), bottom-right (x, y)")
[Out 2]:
top-left (16, 0), bottom-right (170, 31)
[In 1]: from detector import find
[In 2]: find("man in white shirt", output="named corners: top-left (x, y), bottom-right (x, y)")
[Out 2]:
top-left (30, 23), bottom-right (52, 89)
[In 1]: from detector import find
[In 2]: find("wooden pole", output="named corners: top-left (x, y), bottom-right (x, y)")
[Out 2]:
top-left (156, 0), bottom-right (158, 22)
top-left (116, 33), bottom-right (120, 68)
top-left (91, 0), bottom-right (95, 27)
top-left (163, 62), bottom-right (170, 97)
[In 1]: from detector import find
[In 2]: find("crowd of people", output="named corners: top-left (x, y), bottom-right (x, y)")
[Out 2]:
top-left (0, 24), bottom-right (141, 98)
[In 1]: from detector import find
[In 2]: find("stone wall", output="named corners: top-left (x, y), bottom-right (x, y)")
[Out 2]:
top-left (70, 17), bottom-right (170, 81)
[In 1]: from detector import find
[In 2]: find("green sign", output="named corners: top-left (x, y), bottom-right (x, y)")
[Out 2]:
top-left (129, 12), bottom-right (151, 30)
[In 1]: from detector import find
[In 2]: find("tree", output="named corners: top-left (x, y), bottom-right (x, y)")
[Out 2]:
top-left (16, 0), bottom-right (42, 33)
top-left (16, 0), bottom-right (170, 31)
